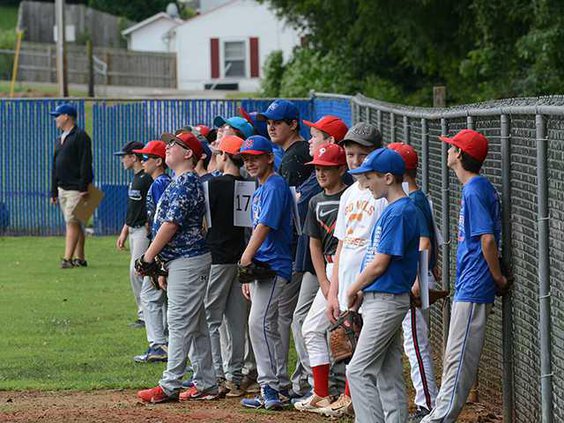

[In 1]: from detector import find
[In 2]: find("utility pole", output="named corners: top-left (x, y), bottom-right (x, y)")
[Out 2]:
top-left (55, 0), bottom-right (68, 97)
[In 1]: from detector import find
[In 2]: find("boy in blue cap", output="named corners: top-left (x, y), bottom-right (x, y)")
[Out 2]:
top-left (238, 135), bottom-right (294, 411)
top-left (346, 148), bottom-right (421, 422)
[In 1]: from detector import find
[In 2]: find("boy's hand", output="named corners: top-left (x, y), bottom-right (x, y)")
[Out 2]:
top-left (346, 288), bottom-right (364, 311)
top-left (326, 296), bottom-right (341, 324)
top-left (495, 274), bottom-right (512, 296)
top-left (116, 233), bottom-right (127, 250)
top-left (241, 283), bottom-right (251, 301)
top-left (158, 276), bottom-right (167, 290)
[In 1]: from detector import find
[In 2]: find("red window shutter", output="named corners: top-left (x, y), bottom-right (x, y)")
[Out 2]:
top-left (210, 38), bottom-right (220, 78)
top-left (250, 37), bottom-right (259, 78)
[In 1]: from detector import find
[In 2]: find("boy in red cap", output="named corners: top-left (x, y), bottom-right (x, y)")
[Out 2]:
top-left (131, 140), bottom-right (170, 363)
top-left (294, 143), bottom-right (348, 413)
top-left (421, 130), bottom-right (510, 422)
top-left (137, 131), bottom-right (218, 403)
top-left (203, 135), bottom-right (249, 397)
top-left (388, 142), bottom-right (439, 420)
top-left (303, 115), bottom-right (349, 157)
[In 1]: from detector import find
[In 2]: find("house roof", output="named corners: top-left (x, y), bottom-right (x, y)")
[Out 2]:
top-left (121, 12), bottom-right (184, 36)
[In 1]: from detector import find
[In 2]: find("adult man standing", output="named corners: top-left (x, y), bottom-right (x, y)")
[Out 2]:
top-left (49, 103), bottom-right (93, 269)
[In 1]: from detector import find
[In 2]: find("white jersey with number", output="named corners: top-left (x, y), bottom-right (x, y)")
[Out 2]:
top-left (333, 181), bottom-right (387, 311)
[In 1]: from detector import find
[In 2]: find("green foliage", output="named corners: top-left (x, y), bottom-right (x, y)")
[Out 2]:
top-left (180, 6), bottom-right (196, 20)
top-left (0, 6), bottom-right (18, 31)
top-left (88, 0), bottom-right (170, 22)
top-left (260, 50), bottom-right (285, 97)
top-left (0, 29), bottom-right (16, 80)
top-left (261, 0), bottom-right (564, 105)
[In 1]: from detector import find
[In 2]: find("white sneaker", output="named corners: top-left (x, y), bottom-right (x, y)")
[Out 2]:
top-left (294, 393), bottom-right (332, 413)
top-left (317, 394), bottom-right (353, 417)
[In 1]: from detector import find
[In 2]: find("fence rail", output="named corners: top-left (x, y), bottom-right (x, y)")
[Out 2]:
top-left (1, 93), bottom-right (562, 423)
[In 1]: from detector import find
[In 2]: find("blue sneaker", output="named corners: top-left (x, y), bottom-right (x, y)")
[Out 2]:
top-left (241, 385), bottom-right (282, 410)
top-left (133, 344), bottom-right (168, 363)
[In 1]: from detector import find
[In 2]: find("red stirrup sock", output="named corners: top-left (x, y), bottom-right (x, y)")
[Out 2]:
top-left (312, 364), bottom-right (330, 398)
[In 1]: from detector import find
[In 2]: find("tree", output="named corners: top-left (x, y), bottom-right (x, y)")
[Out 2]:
top-left (88, 0), bottom-right (171, 22)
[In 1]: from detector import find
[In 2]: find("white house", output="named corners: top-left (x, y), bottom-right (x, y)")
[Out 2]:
top-left (122, 12), bottom-right (183, 53)
top-left (173, 0), bottom-right (301, 91)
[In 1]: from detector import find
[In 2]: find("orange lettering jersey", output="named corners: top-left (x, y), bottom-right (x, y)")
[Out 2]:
top-left (333, 181), bottom-right (387, 310)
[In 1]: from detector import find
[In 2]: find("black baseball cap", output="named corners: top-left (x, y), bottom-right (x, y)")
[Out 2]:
top-left (113, 141), bottom-right (145, 156)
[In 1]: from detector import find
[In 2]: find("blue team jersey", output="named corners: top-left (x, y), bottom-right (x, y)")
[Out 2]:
top-left (361, 196), bottom-right (420, 294)
top-left (409, 189), bottom-right (437, 270)
top-left (152, 172), bottom-right (208, 261)
top-left (454, 175), bottom-right (501, 304)
top-left (146, 173), bottom-right (172, 225)
top-left (251, 174), bottom-right (293, 281)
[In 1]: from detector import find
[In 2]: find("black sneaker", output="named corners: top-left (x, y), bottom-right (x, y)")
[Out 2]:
top-left (129, 319), bottom-right (145, 329)
top-left (72, 258), bottom-right (88, 267)
top-left (60, 259), bottom-right (74, 269)
top-left (409, 407), bottom-right (431, 423)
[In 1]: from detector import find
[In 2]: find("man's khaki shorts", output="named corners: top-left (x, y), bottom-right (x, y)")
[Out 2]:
top-left (58, 188), bottom-right (83, 224)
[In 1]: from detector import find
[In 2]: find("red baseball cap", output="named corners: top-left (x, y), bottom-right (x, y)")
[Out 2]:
top-left (387, 142), bottom-right (418, 171)
top-left (303, 115), bottom-right (349, 142)
top-left (132, 140), bottom-right (166, 159)
top-left (193, 124), bottom-right (210, 138)
top-left (439, 129), bottom-right (489, 163)
top-left (161, 131), bottom-right (204, 160)
top-left (306, 143), bottom-right (347, 167)
top-left (218, 135), bottom-right (244, 155)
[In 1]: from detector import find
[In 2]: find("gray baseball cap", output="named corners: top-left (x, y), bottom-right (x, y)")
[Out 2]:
top-left (340, 122), bottom-right (383, 148)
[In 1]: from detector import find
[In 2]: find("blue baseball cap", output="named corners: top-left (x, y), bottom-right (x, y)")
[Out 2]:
top-left (349, 148), bottom-right (406, 176)
top-left (49, 103), bottom-right (77, 118)
top-left (239, 135), bottom-right (273, 156)
top-left (257, 99), bottom-right (299, 121)
top-left (239, 106), bottom-right (270, 138)
top-left (213, 116), bottom-right (254, 139)
top-left (114, 141), bottom-right (145, 156)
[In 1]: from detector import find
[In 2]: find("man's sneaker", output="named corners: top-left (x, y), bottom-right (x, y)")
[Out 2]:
top-left (181, 375), bottom-right (195, 388)
top-left (294, 393), bottom-right (332, 413)
top-left (134, 344), bottom-right (168, 363)
top-left (225, 380), bottom-right (245, 397)
top-left (72, 258), bottom-right (88, 267)
top-left (409, 407), bottom-right (431, 423)
top-left (241, 385), bottom-right (282, 410)
top-left (217, 378), bottom-right (230, 398)
top-left (60, 259), bottom-right (74, 269)
top-left (129, 319), bottom-right (145, 329)
top-left (179, 386), bottom-right (219, 401)
top-left (137, 385), bottom-right (178, 403)
top-left (318, 394), bottom-right (353, 417)
top-left (240, 374), bottom-right (260, 393)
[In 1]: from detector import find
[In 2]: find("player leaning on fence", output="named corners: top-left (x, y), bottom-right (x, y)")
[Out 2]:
top-left (49, 103), bottom-right (93, 269)
top-left (421, 130), bottom-right (511, 423)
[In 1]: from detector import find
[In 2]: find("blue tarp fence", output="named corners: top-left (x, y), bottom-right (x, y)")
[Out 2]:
top-left (0, 95), bottom-right (351, 235)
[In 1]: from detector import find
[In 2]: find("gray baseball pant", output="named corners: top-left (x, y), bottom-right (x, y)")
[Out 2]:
top-left (248, 275), bottom-right (287, 390)
top-left (205, 264), bottom-right (247, 384)
top-left (289, 271), bottom-right (318, 394)
top-left (421, 301), bottom-right (492, 423)
top-left (159, 253), bottom-right (217, 395)
top-left (347, 292), bottom-right (410, 423)
top-left (140, 276), bottom-right (167, 346)
top-left (128, 226), bottom-right (149, 321)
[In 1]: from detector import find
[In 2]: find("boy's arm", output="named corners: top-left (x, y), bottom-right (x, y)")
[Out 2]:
top-left (144, 222), bottom-right (179, 261)
top-left (412, 236), bottom-right (431, 297)
top-left (346, 253), bottom-right (392, 308)
top-left (481, 233), bottom-right (508, 291)
top-left (240, 223), bottom-right (271, 266)
top-left (116, 224), bottom-right (129, 250)
top-left (310, 237), bottom-right (330, 299)
top-left (326, 240), bottom-right (343, 323)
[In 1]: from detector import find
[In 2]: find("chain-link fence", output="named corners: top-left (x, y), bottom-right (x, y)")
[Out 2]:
top-left (349, 93), bottom-right (564, 423)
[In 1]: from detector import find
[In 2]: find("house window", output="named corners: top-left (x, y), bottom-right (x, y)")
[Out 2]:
top-left (224, 41), bottom-right (246, 77)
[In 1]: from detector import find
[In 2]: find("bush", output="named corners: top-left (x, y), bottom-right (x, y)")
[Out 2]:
top-left (0, 29), bottom-right (17, 80)
top-left (260, 50), bottom-right (285, 97)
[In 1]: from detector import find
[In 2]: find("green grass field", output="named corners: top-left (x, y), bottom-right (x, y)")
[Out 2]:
top-left (0, 236), bottom-right (166, 390)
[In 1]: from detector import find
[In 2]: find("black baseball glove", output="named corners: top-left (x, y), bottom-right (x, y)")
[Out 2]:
top-left (134, 255), bottom-right (167, 290)
top-left (237, 260), bottom-right (277, 284)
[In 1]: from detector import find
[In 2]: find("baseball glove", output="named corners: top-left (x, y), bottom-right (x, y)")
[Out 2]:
top-left (134, 255), bottom-right (168, 290)
top-left (237, 260), bottom-right (277, 284)
top-left (329, 310), bottom-right (363, 363)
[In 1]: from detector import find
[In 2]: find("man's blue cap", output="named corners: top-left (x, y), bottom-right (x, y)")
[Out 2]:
top-left (257, 99), bottom-right (299, 122)
top-left (349, 148), bottom-right (406, 176)
top-left (114, 141), bottom-right (144, 156)
top-left (49, 103), bottom-right (77, 118)
top-left (213, 116), bottom-right (254, 139)
top-left (239, 135), bottom-right (273, 155)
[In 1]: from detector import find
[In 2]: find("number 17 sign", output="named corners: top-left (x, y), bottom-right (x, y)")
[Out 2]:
top-left (234, 180), bottom-right (257, 227)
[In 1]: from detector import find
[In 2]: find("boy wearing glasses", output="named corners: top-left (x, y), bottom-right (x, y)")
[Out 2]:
top-left (137, 131), bottom-right (218, 403)
top-left (114, 141), bottom-right (154, 329)
top-left (131, 140), bottom-right (170, 363)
